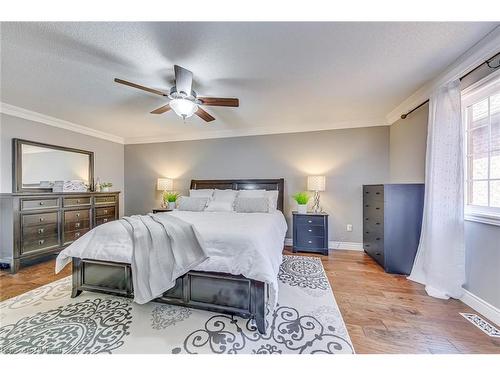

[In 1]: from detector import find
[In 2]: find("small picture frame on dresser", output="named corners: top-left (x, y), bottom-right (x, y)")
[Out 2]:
top-left (292, 211), bottom-right (329, 256)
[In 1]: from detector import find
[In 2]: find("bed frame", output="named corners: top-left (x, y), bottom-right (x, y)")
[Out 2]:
top-left (71, 178), bottom-right (285, 334)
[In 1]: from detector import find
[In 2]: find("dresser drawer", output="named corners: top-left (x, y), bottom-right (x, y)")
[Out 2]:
top-left (297, 225), bottom-right (325, 237)
top-left (21, 198), bottom-right (59, 211)
top-left (64, 219), bottom-right (90, 231)
top-left (63, 196), bottom-right (91, 207)
top-left (94, 195), bottom-right (116, 205)
top-left (23, 223), bottom-right (58, 238)
top-left (64, 229), bottom-right (89, 245)
top-left (22, 211), bottom-right (58, 226)
top-left (95, 216), bottom-right (115, 226)
top-left (363, 185), bottom-right (384, 201)
top-left (95, 206), bottom-right (115, 218)
top-left (64, 209), bottom-right (90, 222)
top-left (21, 235), bottom-right (60, 255)
top-left (296, 235), bottom-right (326, 250)
top-left (294, 215), bottom-right (324, 226)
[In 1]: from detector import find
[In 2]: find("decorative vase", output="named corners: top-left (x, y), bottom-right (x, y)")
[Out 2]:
top-left (168, 201), bottom-right (176, 210)
top-left (102, 187), bottom-right (109, 192)
top-left (297, 204), bottom-right (307, 214)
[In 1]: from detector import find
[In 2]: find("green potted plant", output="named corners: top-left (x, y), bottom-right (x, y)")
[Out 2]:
top-left (100, 182), bottom-right (113, 192)
top-left (293, 192), bottom-right (310, 214)
top-left (163, 192), bottom-right (179, 210)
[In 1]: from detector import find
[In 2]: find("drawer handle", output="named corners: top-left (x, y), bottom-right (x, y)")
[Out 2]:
top-left (376, 192), bottom-right (380, 195)
top-left (308, 229), bottom-right (312, 232)
top-left (376, 222), bottom-right (380, 225)
top-left (308, 240), bottom-right (312, 244)
top-left (39, 201), bottom-right (44, 206)
top-left (38, 228), bottom-right (44, 234)
top-left (376, 237), bottom-right (380, 240)
top-left (38, 239), bottom-right (45, 245)
top-left (375, 252), bottom-right (381, 256)
top-left (75, 222), bottom-right (81, 228)
top-left (376, 207), bottom-right (380, 210)
top-left (75, 232), bottom-right (80, 238)
top-left (104, 209), bottom-right (108, 214)
top-left (103, 218), bottom-right (108, 223)
top-left (365, 205), bottom-right (369, 207)
top-left (366, 244), bottom-right (370, 247)
top-left (365, 231), bottom-right (369, 234)
top-left (76, 213), bottom-right (80, 218)
top-left (76, 199), bottom-right (80, 204)
top-left (39, 217), bottom-right (45, 222)
top-left (308, 220), bottom-right (312, 223)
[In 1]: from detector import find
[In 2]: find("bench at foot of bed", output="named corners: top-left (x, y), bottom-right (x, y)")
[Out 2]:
top-left (71, 257), bottom-right (267, 334)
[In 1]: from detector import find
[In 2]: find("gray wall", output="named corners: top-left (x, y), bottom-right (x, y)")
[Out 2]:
top-left (390, 103), bottom-right (428, 183)
top-left (389, 104), bottom-right (500, 309)
top-left (0, 114), bottom-right (125, 215)
top-left (125, 126), bottom-right (390, 243)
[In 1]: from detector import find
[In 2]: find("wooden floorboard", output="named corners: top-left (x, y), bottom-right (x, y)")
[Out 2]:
top-left (1, 249), bottom-right (499, 353)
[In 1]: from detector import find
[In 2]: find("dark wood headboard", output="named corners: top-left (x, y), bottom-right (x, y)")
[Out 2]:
top-left (190, 179), bottom-right (285, 212)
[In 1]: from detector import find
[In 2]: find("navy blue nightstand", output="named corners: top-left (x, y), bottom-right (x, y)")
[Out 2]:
top-left (292, 212), bottom-right (329, 255)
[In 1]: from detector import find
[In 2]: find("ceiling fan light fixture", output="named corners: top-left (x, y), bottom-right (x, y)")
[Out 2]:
top-left (169, 98), bottom-right (198, 119)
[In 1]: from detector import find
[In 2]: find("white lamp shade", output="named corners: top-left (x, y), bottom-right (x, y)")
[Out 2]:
top-left (169, 98), bottom-right (198, 118)
top-left (307, 175), bottom-right (326, 192)
top-left (157, 178), bottom-right (173, 191)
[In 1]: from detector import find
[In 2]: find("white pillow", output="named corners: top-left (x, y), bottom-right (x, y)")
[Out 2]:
top-left (213, 189), bottom-right (238, 202)
top-left (237, 189), bottom-right (279, 211)
top-left (177, 196), bottom-right (209, 211)
top-left (190, 189), bottom-right (214, 199)
top-left (204, 200), bottom-right (234, 212)
top-left (234, 197), bottom-right (269, 213)
top-left (238, 189), bottom-right (266, 198)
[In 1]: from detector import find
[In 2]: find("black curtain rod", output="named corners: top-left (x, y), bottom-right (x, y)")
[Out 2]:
top-left (400, 52), bottom-right (500, 120)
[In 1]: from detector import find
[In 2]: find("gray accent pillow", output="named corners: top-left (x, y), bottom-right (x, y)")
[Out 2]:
top-left (177, 196), bottom-right (209, 212)
top-left (234, 197), bottom-right (269, 213)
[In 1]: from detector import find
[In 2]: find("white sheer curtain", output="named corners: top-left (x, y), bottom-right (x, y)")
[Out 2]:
top-left (408, 79), bottom-right (465, 299)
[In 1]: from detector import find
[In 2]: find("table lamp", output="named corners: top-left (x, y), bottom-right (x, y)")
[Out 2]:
top-left (157, 178), bottom-right (173, 207)
top-left (307, 175), bottom-right (326, 213)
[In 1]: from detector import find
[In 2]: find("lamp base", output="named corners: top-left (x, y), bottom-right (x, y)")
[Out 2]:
top-left (312, 191), bottom-right (322, 213)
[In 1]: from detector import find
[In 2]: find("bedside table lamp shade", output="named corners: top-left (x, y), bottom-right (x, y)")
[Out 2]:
top-left (307, 175), bottom-right (326, 192)
top-left (157, 178), bottom-right (173, 191)
top-left (307, 175), bottom-right (326, 213)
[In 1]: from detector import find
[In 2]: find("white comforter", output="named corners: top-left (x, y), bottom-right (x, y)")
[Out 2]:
top-left (56, 210), bottom-right (288, 307)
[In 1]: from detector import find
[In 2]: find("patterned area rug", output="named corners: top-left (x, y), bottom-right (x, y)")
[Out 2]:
top-left (0, 255), bottom-right (353, 354)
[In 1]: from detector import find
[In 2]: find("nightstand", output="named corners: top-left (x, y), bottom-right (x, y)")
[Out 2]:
top-left (152, 208), bottom-right (173, 214)
top-left (292, 212), bottom-right (329, 255)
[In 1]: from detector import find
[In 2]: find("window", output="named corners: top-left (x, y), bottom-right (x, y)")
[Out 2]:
top-left (462, 71), bottom-right (500, 225)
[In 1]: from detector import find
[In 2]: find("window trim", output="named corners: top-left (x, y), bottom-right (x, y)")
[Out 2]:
top-left (462, 69), bottom-right (500, 226)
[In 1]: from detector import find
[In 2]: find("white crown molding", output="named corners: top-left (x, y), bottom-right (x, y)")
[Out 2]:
top-left (461, 288), bottom-right (500, 326)
top-left (0, 102), bottom-right (125, 144)
top-left (386, 25), bottom-right (500, 124)
top-left (284, 238), bottom-right (363, 251)
top-left (124, 119), bottom-right (388, 144)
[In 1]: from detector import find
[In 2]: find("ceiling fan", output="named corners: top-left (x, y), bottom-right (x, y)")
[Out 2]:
top-left (114, 65), bottom-right (239, 122)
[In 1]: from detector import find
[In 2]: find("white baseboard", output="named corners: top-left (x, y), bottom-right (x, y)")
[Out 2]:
top-left (284, 238), bottom-right (363, 251)
top-left (460, 289), bottom-right (500, 327)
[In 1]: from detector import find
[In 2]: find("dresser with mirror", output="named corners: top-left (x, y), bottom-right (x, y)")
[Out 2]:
top-left (0, 139), bottom-right (120, 273)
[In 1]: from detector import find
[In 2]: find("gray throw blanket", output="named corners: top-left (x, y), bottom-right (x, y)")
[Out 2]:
top-left (122, 213), bottom-right (208, 304)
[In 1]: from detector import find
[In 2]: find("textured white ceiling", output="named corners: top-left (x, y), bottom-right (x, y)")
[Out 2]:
top-left (1, 22), bottom-right (498, 143)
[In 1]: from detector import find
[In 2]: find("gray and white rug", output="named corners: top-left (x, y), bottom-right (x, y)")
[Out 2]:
top-left (0, 255), bottom-right (354, 354)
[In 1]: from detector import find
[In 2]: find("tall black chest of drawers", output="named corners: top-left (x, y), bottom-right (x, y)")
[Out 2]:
top-left (292, 212), bottom-right (329, 255)
top-left (363, 184), bottom-right (424, 274)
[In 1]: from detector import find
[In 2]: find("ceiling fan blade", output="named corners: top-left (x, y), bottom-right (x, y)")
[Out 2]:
top-left (114, 78), bottom-right (167, 97)
top-left (198, 97), bottom-right (239, 107)
top-left (174, 65), bottom-right (193, 96)
top-left (150, 104), bottom-right (171, 114)
top-left (195, 107), bottom-right (215, 122)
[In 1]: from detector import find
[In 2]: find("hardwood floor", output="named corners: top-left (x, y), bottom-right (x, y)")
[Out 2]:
top-left (1, 250), bottom-right (499, 353)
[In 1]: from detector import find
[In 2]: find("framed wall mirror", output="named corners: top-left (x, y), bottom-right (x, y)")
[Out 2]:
top-left (13, 138), bottom-right (94, 193)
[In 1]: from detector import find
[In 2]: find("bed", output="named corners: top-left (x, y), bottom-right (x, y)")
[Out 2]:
top-left (61, 178), bottom-right (286, 334)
